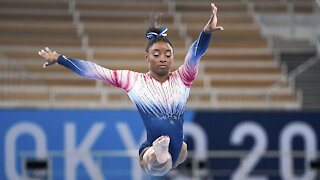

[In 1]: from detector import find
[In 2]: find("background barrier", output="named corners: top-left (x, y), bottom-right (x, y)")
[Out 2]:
top-left (1, 109), bottom-right (319, 180)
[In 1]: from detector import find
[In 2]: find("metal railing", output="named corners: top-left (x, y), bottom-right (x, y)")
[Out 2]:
top-left (264, 55), bottom-right (319, 108)
top-left (19, 150), bottom-right (320, 180)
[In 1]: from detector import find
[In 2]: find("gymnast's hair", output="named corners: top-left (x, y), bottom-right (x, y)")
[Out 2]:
top-left (145, 26), bottom-right (173, 53)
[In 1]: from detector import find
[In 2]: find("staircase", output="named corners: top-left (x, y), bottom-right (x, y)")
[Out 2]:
top-left (280, 50), bottom-right (320, 110)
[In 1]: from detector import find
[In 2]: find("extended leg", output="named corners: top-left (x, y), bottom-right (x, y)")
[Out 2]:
top-left (139, 136), bottom-right (172, 176)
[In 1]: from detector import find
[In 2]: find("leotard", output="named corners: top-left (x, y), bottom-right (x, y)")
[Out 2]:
top-left (57, 31), bottom-right (211, 165)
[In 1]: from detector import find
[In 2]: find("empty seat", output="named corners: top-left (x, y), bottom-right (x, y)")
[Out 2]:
top-left (176, 4), bottom-right (247, 13)
top-left (254, 4), bottom-right (287, 13)
top-left (181, 16), bottom-right (254, 25)
top-left (42, 78), bottom-right (96, 87)
top-left (0, 13), bottom-right (73, 23)
top-left (205, 67), bottom-right (281, 74)
top-left (0, 24), bottom-right (78, 36)
top-left (0, 1), bottom-right (68, 11)
top-left (55, 93), bottom-right (101, 102)
top-left (202, 53), bottom-right (275, 61)
top-left (0, 36), bottom-right (82, 47)
top-left (2, 50), bottom-right (86, 60)
top-left (217, 93), bottom-right (297, 102)
top-left (84, 25), bottom-right (180, 38)
top-left (0, 92), bottom-right (49, 101)
top-left (76, 2), bottom-right (168, 12)
top-left (208, 40), bottom-right (268, 48)
top-left (80, 14), bottom-right (174, 24)
top-left (89, 38), bottom-right (186, 48)
top-left (211, 79), bottom-right (289, 88)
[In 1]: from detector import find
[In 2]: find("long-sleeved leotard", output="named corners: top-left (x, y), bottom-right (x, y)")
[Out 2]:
top-left (57, 31), bottom-right (212, 165)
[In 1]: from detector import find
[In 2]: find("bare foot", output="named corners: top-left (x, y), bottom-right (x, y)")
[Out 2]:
top-left (153, 136), bottom-right (170, 164)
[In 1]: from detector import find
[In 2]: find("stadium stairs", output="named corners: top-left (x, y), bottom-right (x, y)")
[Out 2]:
top-left (276, 39), bottom-right (320, 109)
top-left (0, 0), bottom-right (312, 110)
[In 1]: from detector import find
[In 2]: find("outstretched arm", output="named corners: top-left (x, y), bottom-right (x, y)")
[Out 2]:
top-left (177, 3), bottom-right (223, 87)
top-left (38, 47), bottom-right (136, 92)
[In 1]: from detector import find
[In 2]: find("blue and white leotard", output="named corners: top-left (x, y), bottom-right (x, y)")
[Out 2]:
top-left (57, 31), bottom-right (211, 165)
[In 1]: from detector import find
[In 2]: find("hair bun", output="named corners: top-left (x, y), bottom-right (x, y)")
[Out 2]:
top-left (146, 27), bottom-right (168, 39)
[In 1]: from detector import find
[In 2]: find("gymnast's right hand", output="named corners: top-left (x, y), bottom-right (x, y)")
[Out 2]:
top-left (38, 47), bottom-right (61, 68)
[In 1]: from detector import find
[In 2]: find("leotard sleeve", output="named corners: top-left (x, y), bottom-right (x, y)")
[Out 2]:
top-left (57, 55), bottom-right (137, 92)
top-left (176, 31), bottom-right (212, 87)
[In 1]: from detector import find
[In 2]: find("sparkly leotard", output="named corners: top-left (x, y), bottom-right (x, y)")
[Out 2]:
top-left (57, 31), bottom-right (211, 164)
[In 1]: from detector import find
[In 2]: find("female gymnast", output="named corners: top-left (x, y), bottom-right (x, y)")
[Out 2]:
top-left (39, 3), bottom-right (223, 176)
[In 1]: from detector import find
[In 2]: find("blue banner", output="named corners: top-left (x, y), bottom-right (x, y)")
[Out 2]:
top-left (1, 110), bottom-right (320, 180)
top-left (0, 109), bottom-right (195, 180)
top-left (189, 111), bottom-right (320, 180)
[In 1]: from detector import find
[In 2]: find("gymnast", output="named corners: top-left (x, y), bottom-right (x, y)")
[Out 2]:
top-left (38, 3), bottom-right (223, 176)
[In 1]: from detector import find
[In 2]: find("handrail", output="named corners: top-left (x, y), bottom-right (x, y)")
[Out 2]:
top-left (19, 150), bottom-right (320, 179)
top-left (288, 56), bottom-right (319, 80)
top-left (264, 55), bottom-right (319, 107)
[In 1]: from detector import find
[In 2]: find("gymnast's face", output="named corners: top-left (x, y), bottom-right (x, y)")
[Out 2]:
top-left (145, 41), bottom-right (174, 76)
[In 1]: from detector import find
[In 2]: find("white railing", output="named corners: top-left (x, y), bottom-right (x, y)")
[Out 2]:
top-left (19, 150), bottom-right (320, 180)
top-left (20, 150), bottom-right (147, 180)
top-left (264, 55), bottom-right (319, 108)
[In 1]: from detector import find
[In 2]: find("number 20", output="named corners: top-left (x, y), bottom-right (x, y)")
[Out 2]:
top-left (230, 121), bottom-right (317, 180)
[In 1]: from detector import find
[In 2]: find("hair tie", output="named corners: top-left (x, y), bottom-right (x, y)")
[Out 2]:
top-left (147, 27), bottom-right (168, 39)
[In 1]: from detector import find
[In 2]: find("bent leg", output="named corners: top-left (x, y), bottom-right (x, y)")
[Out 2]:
top-left (139, 136), bottom-right (172, 176)
top-left (173, 142), bottom-right (188, 168)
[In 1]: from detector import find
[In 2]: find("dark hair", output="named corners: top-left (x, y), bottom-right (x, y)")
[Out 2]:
top-left (145, 26), bottom-right (173, 53)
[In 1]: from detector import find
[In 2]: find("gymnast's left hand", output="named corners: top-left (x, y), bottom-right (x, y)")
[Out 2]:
top-left (38, 47), bottom-right (61, 68)
top-left (204, 3), bottom-right (224, 33)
